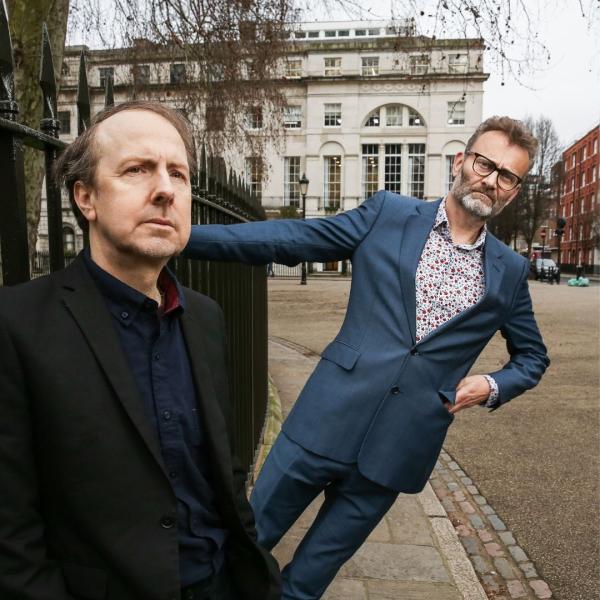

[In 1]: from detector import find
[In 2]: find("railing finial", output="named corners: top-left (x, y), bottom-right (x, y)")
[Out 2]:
top-left (39, 23), bottom-right (59, 136)
top-left (77, 51), bottom-right (90, 134)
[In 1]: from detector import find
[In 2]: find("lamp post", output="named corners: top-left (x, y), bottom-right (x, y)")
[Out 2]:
top-left (299, 173), bottom-right (309, 285)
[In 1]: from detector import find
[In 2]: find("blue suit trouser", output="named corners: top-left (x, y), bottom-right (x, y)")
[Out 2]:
top-left (250, 432), bottom-right (398, 600)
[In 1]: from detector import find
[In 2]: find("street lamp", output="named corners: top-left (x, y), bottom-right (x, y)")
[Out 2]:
top-left (299, 173), bottom-right (309, 285)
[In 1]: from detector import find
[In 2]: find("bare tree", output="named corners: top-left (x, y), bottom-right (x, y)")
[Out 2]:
top-left (518, 116), bottom-right (563, 257)
top-left (68, 0), bottom-right (297, 157)
top-left (7, 0), bottom-right (71, 255)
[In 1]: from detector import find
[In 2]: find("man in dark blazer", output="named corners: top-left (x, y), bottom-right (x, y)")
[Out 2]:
top-left (184, 117), bottom-right (550, 599)
top-left (0, 101), bottom-right (280, 600)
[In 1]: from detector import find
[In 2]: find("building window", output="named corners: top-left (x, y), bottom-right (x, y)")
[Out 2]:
top-left (408, 109), bottom-right (423, 126)
top-left (448, 53), bottom-right (468, 73)
top-left (308, 30), bottom-right (319, 38)
top-left (245, 106), bottom-right (263, 130)
top-left (593, 139), bottom-right (597, 154)
top-left (324, 30), bottom-right (336, 37)
top-left (99, 67), bottom-right (114, 88)
top-left (386, 105), bottom-right (402, 127)
top-left (284, 157), bottom-right (301, 206)
top-left (324, 103), bottom-right (342, 127)
top-left (205, 106), bottom-right (225, 131)
top-left (245, 157), bottom-right (263, 197)
top-left (58, 111), bottom-right (71, 135)
top-left (324, 57), bottom-right (341, 76)
top-left (445, 155), bottom-right (455, 192)
top-left (170, 63), bottom-right (186, 84)
top-left (583, 146), bottom-right (587, 160)
top-left (447, 101), bottom-right (466, 125)
top-left (63, 226), bottom-right (75, 254)
top-left (385, 144), bottom-right (402, 193)
top-left (323, 156), bottom-right (342, 209)
top-left (338, 30), bottom-right (350, 37)
top-left (368, 28), bottom-right (380, 35)
top-left (409, 144), bottom-right (426, 199)
top-left (285, 59), bottom-right (302, 78)
top-left (61, 61), bottom-right (70, 76)
top-left (132, 64), bottom-right (150, 85)
top-left (364, 109), bottom-right (380, 127)
top-left (284, 105), bottom-right (302, 129)
top-left (361, 56), bottom-right (379, 76)
top-left (409, 54), bottom-right (429, 75)
top-left (355, 29), bottom-right (366, 36)
top-left (362, 144), bottom-right (379, 200)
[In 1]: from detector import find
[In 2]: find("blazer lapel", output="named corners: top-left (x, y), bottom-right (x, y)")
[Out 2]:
top-left (483, 234), bottom-right (506, 300)
top-left (56, 257), bottom-right (167, 475)
top-left (179, 301), bottom-right (233, 492)
top-left (398, 199), bottom-right (440, 343)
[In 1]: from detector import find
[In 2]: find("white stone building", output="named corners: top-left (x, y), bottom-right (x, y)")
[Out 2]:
top-left (38, 20), bottom-right (488, 256)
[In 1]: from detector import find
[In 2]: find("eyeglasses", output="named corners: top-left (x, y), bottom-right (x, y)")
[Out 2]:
top-left (465, 151), bottom-right (523, 191)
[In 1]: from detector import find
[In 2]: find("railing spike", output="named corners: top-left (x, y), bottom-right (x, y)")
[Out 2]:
top-left (0, 0), bottom-right (17, 119)
top-left (104, 73), bottom-right (114, 107)
top-left (77, 51), bottom-right (91, 134)
top-left (40, 23), bottom-right (57, 125)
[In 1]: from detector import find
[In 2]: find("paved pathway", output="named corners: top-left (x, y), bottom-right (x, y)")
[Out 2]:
top-left (254, 337), bottom-right (553, 600)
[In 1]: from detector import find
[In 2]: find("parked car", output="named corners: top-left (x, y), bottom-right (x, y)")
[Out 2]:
top-left (531, 258), bottom-right (561, 284)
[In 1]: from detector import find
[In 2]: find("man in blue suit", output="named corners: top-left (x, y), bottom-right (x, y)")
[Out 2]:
top-left (185, 116), bottom-right (549, 599)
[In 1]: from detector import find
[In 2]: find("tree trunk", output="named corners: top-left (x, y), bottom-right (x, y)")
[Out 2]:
top-left (7, 0), bottom-right (71, 256)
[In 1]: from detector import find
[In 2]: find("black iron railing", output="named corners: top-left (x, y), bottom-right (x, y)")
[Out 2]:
top-left (0, 5), bottom-right (268, 475)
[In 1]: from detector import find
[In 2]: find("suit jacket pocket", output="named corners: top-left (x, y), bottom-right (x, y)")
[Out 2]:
top-left (439, 389), bottom-right (456, 405)
top-left (320, 341), bottom-right (360, 371)
top-left (62, 562), bottom-right (108, 600)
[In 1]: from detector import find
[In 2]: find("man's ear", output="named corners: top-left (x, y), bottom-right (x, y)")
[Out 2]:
top-left (73, 181), bottom-right (97, 224)
top-left (452, 152), bottom-right (465, 178)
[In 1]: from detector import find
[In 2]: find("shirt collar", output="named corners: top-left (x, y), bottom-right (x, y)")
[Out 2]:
top-left (83, 248), bottom-right (185, 323)
top-left (436, 198), bottom-right (487, 250)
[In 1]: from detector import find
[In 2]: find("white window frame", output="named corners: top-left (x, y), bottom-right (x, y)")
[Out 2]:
top-left (409, 54), bottom-right (429, 75)
top-left (284, 156), bottom-right (301, 206)
top-left (447, 101), bottom-right (466, 125)
top-left (324, 103), bottom-right (342, 127)
top-left (324, 57), bottom-right (342, 76)
top-left (283, 105), bottom-right (302, 129)
top-left (385, 105), bottom-right (402, 127)
top-left (448, 53), bottom-right (468, 73)
top-left (361, 56), bottom-right (379, 76)
top-left (285, 59), bottom-right (302, 78)
top-left (323, 156), bottom-right (342, 208)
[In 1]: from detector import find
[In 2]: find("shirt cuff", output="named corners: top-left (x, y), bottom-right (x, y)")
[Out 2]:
top-left (482, 375), bottom-right (499, 408)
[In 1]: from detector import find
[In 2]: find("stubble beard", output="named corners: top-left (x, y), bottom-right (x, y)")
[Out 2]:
top-left (451, 170), bottom-right (505, 220)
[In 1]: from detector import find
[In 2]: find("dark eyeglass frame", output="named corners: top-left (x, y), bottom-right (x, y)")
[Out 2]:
top-left (465, 151), bottom-right (523, 191)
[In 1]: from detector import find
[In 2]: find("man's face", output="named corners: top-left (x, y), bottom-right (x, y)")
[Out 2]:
top-left (450, 130), bottom-right (530, 220)
top-left (75, 110), bottom-right (192, 266)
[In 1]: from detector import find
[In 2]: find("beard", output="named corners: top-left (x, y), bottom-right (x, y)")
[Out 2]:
top-left (451, 169), bottom-right (507, 220)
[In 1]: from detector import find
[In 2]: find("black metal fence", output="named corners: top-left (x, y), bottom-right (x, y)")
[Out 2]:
top-left (0, 6), bottom-right (268, 475)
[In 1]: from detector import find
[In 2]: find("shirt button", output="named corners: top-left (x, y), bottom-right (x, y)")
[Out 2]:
top-left (160, 516), bottom-right (175, 529)
top-left (120, 311), bottom-right (129, 319)
top-left (162, 410), bottom-right (171, 421)
top-left (390, 386), bottom-right (400, 395)
top-left (169, 471), bottom-right (177, 479)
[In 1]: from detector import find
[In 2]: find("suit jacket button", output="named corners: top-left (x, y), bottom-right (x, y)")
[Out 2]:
top-left (410, 348), bottom-right (420, 356)
top-left (160, 516), bottom-right (175, 529)
top-left (390, 386), bottom-right (400, 395)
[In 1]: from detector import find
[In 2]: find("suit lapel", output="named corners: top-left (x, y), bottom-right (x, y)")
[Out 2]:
top-left (179, 298), bottom-right (233, 491)
top-left (56, 257), bottom-right (167, 475)
top-left (398, 199), bottom-right (440, 343)
top-left (482, 234), bottom-right (506, 300)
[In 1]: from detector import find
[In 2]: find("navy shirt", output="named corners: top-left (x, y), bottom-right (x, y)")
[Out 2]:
top-left (83, 251), bottom-right (227, 586)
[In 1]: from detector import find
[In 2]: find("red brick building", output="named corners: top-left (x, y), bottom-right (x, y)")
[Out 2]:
top-left (558, 125), bottom-right (599, 274)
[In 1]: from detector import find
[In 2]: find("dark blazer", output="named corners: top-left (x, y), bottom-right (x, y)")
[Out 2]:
top-left (0, 255), bottom-right (280, 600)
top-left (185, 192), bottom-right (549, 493)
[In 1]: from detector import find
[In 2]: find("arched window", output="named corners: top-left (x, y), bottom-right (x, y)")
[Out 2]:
top-left (63, 226), bottom-right (75, 254)
top-left (363, 104), bottom-right (426, 128)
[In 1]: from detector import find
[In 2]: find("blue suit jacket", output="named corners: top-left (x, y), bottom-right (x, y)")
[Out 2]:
top-left (185, 192), bottom-right (549, 493)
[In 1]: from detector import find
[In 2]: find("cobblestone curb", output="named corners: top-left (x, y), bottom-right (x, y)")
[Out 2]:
top-left (431, 449), bottom-right (553, 599)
